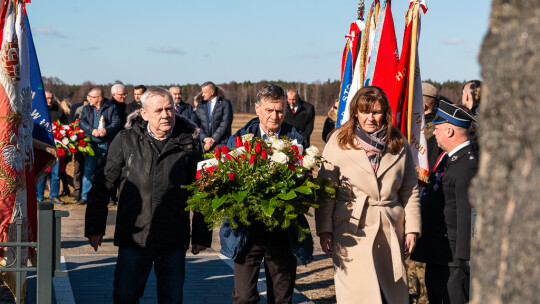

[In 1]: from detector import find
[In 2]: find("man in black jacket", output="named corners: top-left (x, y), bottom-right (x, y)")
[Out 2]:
top-left (78, 87), bottom-right (121, 205)
top-left (284, 88), bottom-right (315, 146)
top-left (411, 101), bottom-right (478, 304)
top-left (196, 81), bottom-right (233, 151)
top-left (37, 90), bottom-right (68, 204)
top-left (110, 83), bottom-right (128, 128)
top-left (170, 86), bottom-right (198, 124)
top-left (85, 87), bottom-right (211, 303)
top-left (125, 84), bottom-right (147, 115)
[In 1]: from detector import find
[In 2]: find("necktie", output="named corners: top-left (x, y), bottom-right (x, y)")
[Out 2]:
top-left (291, 107), bottom-right (295, 114)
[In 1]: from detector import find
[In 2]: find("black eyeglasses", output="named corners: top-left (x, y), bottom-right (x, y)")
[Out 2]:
top-left (333, 106), bottom-right (338, 110)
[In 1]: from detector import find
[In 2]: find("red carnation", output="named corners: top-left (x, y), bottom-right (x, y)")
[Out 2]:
top-left (215, 147), bottom-right (222, 160)
top-left (222, 146), bottom-right (230, 154)
top-left (235, 136), bottom-right (243, 148)
top-left (261, 150), bottom-right (268, 160)
top-left (249, 154), bottom-right (257, 165)
top-left (228, 172), bottom-right (236, 181)
top-left (255, 142), bottom-right (262, 154)
top-left (225, 154), bottom-right (232, 161)
top-left (69, 147), bottom-right (77, 153)
top-left (244, 141), bottom-right (251, 152)
top-left (287, 164), bottom-right (296, 171)
top-left (77, 132), bottom-right (84, 139)
top-left (57, 148), bottom-right (65, 156)
top-left (79, 140), bottom-right (87, 148)
top-left (68, 130), bottom-right (75, 137)
top-left (75, 126), bottom-right (81, 131)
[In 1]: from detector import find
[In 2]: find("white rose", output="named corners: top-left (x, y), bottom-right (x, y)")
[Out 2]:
top-left (70, 135), bottom-right (78, 141)
top-left (59, 129), bottom-right (66, 136)
top-left (241, 134), bottom-right (254, 142)
top-left (270, 152), bottom-right (289, 165)
top-left (62, 138), bottom-right (69, 145)
top-left (303, 155), bottom-right (317, 170)
top-left (230, 146), bottom-right (245, 158)
top-left (62, 125), bottom-right (70, 130)
top-left (269, 138), bottom-right (288, 152)
top-left (305, 146), bottom-right (319, 157)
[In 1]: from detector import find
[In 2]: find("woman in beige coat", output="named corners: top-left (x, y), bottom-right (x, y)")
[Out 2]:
top-left (315, 86), bottom-right (421, 304)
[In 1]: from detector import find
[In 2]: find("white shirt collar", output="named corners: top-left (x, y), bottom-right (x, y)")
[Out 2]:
top-left (259, 125), bottom-right (281, 139)
top-left (448, 140), bottom-right (471, 157)
top-left (147, 123), bottom-right (172, 141)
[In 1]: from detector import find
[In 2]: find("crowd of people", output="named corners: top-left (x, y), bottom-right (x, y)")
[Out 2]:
top-left (37, 80), bottom-right (481, 303)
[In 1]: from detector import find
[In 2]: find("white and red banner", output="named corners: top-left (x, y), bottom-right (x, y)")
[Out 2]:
top-left (392, 0), bottom-right (429, 184)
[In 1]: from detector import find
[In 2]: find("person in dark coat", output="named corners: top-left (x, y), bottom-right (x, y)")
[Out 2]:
top-left (322, 99), bottom-right (339, 143)
top-left (411, 101), bottom-right (479, 304)
top-left (125, 84), bottom-right (147, 116)
top-left (110, 83), bottom-right (128, 128)
top-left (37, 90), bottom-right (68, 205)
top-left (220, 84), bottom-right (313, 304)
top-left (196, 81), bottom-right (233, 151)
top-left (170, 86), bottom-right (198, 124)
top-left (85, 87), bottom-right (211, 303)
top-left (68, 94), bottom-right (89, 201)
top-left (284, 88), bottom-right (315, 146)
top-left (78, 87), bottom-right (121, 205)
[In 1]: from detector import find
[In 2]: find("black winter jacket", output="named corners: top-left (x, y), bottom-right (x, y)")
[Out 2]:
top-left (84, 114), bottom-right (212, 250)
top-left (284, 99), bottom-right (315, 146)
top-left (79, 100), bottom-right (121, 145)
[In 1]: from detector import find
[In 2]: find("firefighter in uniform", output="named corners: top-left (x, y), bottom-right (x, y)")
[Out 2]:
top-left (411, 101), bottom-right (478, 304)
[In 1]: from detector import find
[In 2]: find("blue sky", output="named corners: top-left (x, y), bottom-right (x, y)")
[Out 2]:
top-left (28, 0), bottom-right (491, 85)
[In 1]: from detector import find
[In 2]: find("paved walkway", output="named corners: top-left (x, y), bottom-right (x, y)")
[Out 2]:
top-left (24, 209), bottom-right (314, 303)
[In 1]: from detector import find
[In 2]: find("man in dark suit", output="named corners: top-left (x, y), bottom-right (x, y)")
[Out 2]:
top-left (411, 101), bottom-right (479, 304)
top-left (220, 84), bottom-right (312, 304)
top-left (283, 88), bottom-right (315, 146)
top-left (196, 81), bottom-right (233, 151)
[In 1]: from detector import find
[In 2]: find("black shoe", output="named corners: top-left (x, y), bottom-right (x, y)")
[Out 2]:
top-left (74, 195), bottom-right (81, 202)
top-left (77, 198), bottom-right (87, 205)
top-left (60, 190), bottom-right (71, 197)
top-left (51, 197), bottom-right (64, 205)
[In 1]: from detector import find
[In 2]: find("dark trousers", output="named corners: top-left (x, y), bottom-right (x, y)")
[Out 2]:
top-left (113, 247), bottom-right (186, 304)
top-left (425, 263), bottom-right (470, 304)
top-left (72, 152), bottom-right (85, 197)
top-left (232, 228), bottom-right (297, 304)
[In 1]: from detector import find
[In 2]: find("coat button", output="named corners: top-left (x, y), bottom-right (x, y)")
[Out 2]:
top-left (444, 234), bottom-right (448, 237)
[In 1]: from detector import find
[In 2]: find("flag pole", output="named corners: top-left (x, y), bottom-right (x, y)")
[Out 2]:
top-left (406, 1), bottom-right (419, 143)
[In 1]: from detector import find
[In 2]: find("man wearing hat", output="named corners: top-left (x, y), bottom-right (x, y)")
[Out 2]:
top-left (411, 101), bottom-right (479, 304)
top-left (422, 82), bottom-right (442, 171)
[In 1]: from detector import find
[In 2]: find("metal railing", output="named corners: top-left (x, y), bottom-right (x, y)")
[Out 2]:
top-left (0, 202), bottom-right (69, 304)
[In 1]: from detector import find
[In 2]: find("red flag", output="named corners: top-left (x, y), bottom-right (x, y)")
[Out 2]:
top-left (392, 1), bottom-right (429, 184)
top-left (369, 0), bottom-right (399, 103)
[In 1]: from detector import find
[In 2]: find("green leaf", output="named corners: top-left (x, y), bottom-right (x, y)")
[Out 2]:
top-left (86, 147), bottom-right (95, 156)
top-left (84, 137), bottom-right (91, 142)
top-left (212, 195), bottom-right (227, 209)
top-left (262, 197), bottom-right (278, 216)
top-left (192, 192), bottom-right (208, 200)
top-left (294, 186), bottom-right (312, 195)
top-left (232, 190), bottom-right (248, 203)
top-left (278, 190), bottom-right (297, 200)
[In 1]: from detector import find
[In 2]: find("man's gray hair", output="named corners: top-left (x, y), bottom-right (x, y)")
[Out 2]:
top-left (169, 86), bottom-right (181, 93)
top-left (111, 83), bottom-right (126, 95)
top-left (140, 87), bottom-right (174, 109)
top-left (256, 84), bottom-right (286, 105)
